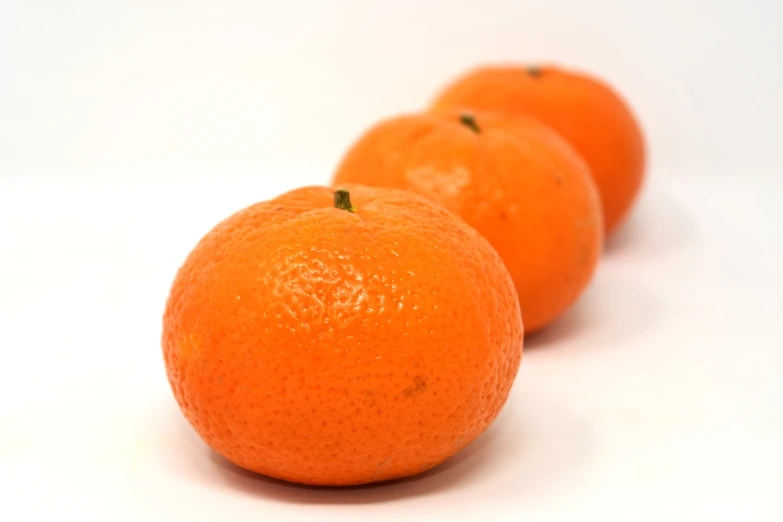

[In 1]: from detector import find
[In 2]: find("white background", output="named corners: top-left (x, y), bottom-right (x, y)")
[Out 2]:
top-left (1, 2), bottom-right (782, 521)
top-left (2, 0), bottom-right (782, 174)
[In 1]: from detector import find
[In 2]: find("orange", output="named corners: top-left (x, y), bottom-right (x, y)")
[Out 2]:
top-left (430, 64), bottom-right (646, 235)
top-left (162, 185), bottom-right (523, 486)
top-left (332, 111), bottom-right (603, 333)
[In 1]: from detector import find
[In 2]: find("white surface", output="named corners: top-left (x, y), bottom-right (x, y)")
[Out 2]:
top-left (1, 168), bottom-right (781, 521)
top-left (1, 0), bottom-right (782, 175)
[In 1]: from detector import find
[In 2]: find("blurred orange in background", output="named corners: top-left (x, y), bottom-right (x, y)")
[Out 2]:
top-left (431, 65), bottom-right (646, 235)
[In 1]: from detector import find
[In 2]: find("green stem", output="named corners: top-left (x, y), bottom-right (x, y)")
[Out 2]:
top-left (527, 66), bottom-right (542, 77)
top-left (459, 112), bottom-right (480, 133)
top-left (333, 189), bottom-right (356, 213)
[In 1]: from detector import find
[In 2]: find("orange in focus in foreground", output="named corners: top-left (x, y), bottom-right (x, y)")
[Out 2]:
top-left (162, 185), bottom-right (524, 486)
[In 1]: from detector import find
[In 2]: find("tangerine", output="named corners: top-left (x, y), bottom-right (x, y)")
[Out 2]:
top-left (431, 64), bottom-right (646, 235)
top-left (332, 111), bottom-right (603, 333)
top-left (162, 185), bottom-right (523, 486)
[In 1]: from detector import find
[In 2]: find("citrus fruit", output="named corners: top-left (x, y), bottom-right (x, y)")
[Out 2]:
top-left (162, 185), bottom-right (523, 486)
top-left (430, 64), bottom-right (646, 235)
top-left (332, 111), bottom-right (603, 333)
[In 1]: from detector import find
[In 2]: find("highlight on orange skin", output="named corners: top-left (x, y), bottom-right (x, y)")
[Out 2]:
top-left (332, 110), bottom-right (603, 333)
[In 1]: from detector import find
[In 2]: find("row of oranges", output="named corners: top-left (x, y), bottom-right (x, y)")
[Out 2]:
top-left (335, 64), bottom-right (645, 332)
top-left (162, 64), bottom-right (646, 486)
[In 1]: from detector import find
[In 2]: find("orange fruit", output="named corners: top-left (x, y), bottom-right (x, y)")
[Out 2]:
top-left (332, 111), bottom-right (603, 333)
top-left (430, 64), bottom-right (646, 235)
top-left (162, 185), bottom-right (523, 486)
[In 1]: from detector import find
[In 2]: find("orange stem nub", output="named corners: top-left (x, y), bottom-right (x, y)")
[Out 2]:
top-left (334, 189), bottom-right (356, 213)
top-left (459, 113), bottom-right (480, 133)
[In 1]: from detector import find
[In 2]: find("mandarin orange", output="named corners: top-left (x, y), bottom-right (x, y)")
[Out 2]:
top-left (431, 64), bottom-right (646, 235)
top-left (332, 111), bottom-right (603, 332)
top-left (162, 185), bottom-right (523, 486)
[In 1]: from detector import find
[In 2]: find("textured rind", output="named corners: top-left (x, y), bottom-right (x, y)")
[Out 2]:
top-left (162, 184), bottom-right (523, 486)
top-left (333, 112), bottom-right (603, 332)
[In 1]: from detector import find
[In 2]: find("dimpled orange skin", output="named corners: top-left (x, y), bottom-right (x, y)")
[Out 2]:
top-left (430, 65), bottom-right (646, 235)
top-left (332, 111), bottom-right (603, 333)
top-left (162, 184), bottom-right (523, 486)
